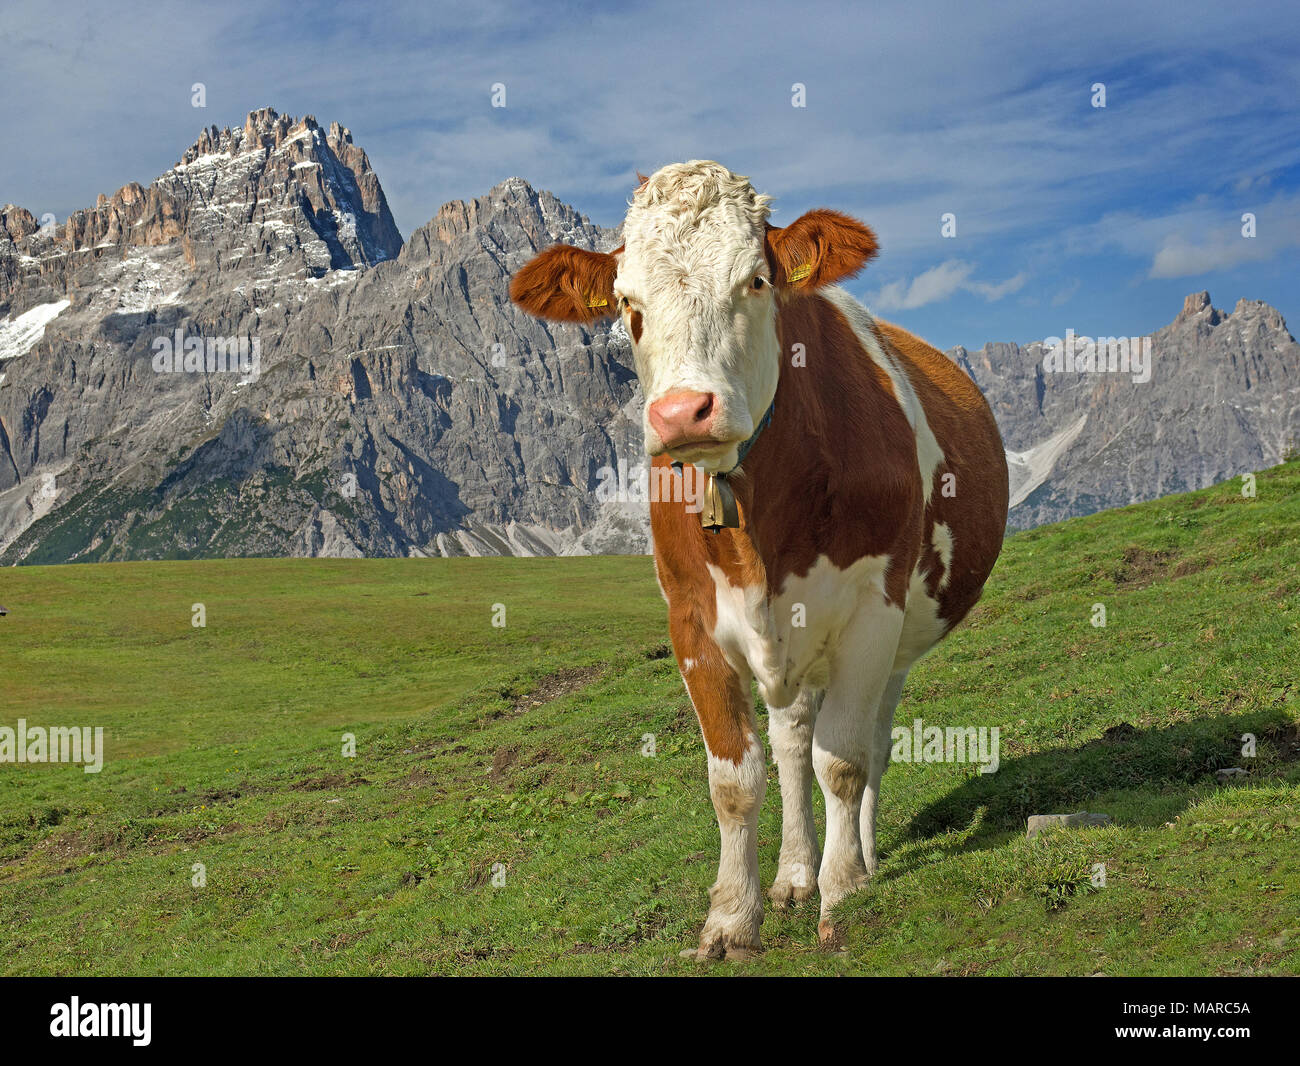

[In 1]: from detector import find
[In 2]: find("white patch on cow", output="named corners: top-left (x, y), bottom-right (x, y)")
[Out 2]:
top-left (616, 162), bottom-right (779, 471)
top-left (822, 287), bottom-right (946, 503)
top-left (707, 553), bottom-right (892, 711)
top-left (893, 566), bottom-right (948, 674)
top-left (682, 657), bottom-right (698, 672)
top-left (931, 521), bottom-right (955, 592)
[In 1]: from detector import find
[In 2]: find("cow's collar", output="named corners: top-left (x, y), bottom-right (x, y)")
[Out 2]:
top-left (671, 396), bottom-right (775, 533)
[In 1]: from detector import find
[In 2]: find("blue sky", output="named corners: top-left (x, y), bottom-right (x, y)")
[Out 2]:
top-left (3, 0), bottom-right (1298, 349)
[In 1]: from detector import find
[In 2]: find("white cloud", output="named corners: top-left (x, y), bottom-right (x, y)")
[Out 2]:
top-left (1148, 198), bottom-right (1300, 278)
top-left (871, 259), bottom-right (1026, 311)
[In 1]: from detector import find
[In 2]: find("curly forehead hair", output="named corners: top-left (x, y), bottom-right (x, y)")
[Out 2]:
top-left (629, 160), bottom-right (773, 231)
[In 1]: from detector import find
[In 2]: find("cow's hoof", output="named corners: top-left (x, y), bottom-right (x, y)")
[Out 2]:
top-left (769, 871), bottom-right (818, 910)
top-left (681, 935), bottom-right (759, 961)
top-left (817, 917), bottom-right (845, 949)
top-left (681, 946), bottom-right (759, 961)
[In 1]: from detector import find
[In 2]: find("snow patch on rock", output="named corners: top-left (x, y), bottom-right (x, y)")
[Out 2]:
top-left (0, 300), bottom-right (71, 361)
top-left (1006, 414), bottom-right (1088, 508)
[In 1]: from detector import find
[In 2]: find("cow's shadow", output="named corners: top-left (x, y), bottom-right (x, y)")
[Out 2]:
top-left (880, 710), bottom-right (1293, 879)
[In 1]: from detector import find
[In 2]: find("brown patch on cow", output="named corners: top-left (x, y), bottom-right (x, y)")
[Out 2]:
top-left (822, 755), bottom-right (867, 800)
top-left (710, 777), bottom-right (760, 824)
top-left (509, 665), bottom-right (602, 713)
top-left (877, 321), bottom-right (1008, 628)
top-left (509, 243), bottom-right (623, 323)
top-left (765, 210), bottom-right (878, 291)
top-left (662, 593), bottom-right (755, 765)
top-left (629, 308), bottom-right (643, 342)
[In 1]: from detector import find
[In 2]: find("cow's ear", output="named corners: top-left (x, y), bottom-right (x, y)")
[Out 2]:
top-left (765, 210), bottom-right (878, 292)
top-left (510, 244), bottom-right (621, 323)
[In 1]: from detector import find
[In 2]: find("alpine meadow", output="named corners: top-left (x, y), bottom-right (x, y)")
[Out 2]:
top-left (2, 462), bottom-right (1297, 975)
top-left (2, 1), bottom-right (1299, 1033)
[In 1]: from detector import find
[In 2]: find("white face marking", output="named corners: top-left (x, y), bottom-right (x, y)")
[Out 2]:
top-left (615, 162), bottom-right (780, 472)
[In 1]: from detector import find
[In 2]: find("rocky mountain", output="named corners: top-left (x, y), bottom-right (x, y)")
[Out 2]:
top-left (950, 291), bottom-right (1300, 529)
top-left (0, 108), bottom-right (646, 563)
top-left (0, 108), bottom-right (1296, 563)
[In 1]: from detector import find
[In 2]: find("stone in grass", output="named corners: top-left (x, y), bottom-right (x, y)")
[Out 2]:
top-left (1215, 767), bottom-right (1248, 783)
top-left (1026, 812), bottom-right (1112, 840)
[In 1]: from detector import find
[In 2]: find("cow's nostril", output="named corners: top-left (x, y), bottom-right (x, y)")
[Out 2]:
top-left (649, 390), bottom-right (721, 447)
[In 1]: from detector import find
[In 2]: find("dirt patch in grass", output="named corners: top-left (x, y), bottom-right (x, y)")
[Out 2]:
top-left (290, 773), bottom-right (371, 791)
top-left (509, 665), bottom-right (603, 714)
top-left (1112, 547), bottom-right (1175, 588)
top-left (191, 787), bottom-right (249, 805)
top-left (1263, 722), bottom-right (1300, 763)
top-left (1088, 722), bottom-right (1139, 747)
top-left (1173, 557), bottom-right (1211, 579)
top-left (400, 767), bottom-right (439, 788)
top-left (489, 746), bottom-right (520, 784)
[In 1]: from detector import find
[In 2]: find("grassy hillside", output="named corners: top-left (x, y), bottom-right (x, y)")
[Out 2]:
top-left (0, 462), bottom-right (1297, 975)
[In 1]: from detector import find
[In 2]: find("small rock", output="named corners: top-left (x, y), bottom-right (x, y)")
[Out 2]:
top-left (1026, 812), bottom-right (1112, 840)
top-left (1215, 767), bottom-right (1248, 783)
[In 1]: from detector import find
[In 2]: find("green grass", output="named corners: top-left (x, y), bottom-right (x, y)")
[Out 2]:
top-left (0, 462), bottom-right (1297, 975)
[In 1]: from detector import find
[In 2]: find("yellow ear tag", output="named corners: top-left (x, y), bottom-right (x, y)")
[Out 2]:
top-left (586, 294), bottom-right (608, 309)
top-left (786, 263), bottom-right (812, 284)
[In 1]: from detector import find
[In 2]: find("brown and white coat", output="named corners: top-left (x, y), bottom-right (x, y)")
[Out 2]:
top-left (512, 162), bottom-right (1008, 959)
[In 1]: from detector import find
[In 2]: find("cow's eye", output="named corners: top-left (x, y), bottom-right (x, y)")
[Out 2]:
top-left (750, 276), bottom-right (767, 291)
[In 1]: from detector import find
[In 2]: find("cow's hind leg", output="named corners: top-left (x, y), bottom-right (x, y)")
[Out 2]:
top-left (768, 686), bottom-right (822, 908)
top-left (813, 602), bottom-right (904, 942)
top-left (861, 668), bottom-right (908, 876)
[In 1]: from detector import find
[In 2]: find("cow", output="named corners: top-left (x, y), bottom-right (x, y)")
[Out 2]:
top-left (510, 161), bottom-right (1008, 960)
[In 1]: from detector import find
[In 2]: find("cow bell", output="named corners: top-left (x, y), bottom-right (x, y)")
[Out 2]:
top-left (700, 474), bottom-right (740, 532)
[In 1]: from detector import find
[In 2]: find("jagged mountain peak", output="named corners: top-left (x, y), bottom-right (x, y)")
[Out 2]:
top-left (399, 175), bottom-right (617, 267)
top-left (0, 108), bottom-right (403, 316)
top-left (954, 289), bottom-right (1300, 529)
top-left (165, 107), bottom-right (403, 270)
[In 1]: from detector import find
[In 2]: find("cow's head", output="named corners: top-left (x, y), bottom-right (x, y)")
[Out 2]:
top-left (510, 161), bottom-right (878, 472)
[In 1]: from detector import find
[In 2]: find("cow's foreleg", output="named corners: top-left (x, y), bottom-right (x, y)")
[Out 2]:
top-left (812, 601), bottom-right (905, 942)
top-left (672, 616), bottom-right (766, 960)
top-left (768, 686), bottom-right (821, 908)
